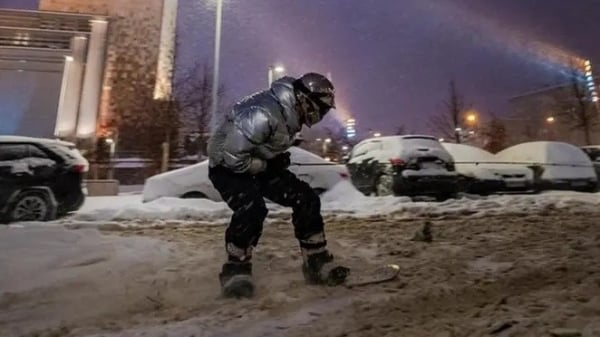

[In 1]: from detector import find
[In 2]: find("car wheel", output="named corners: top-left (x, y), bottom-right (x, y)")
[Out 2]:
top-left (375, 174), bottom-right (394, 196)
top-left (9, 191), bottom-right (52, 222)
top-left (181, 191), bottom-right (208, 199)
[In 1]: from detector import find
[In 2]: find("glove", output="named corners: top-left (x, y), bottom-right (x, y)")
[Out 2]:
top-left (268, 152), bottom-right (291, 171)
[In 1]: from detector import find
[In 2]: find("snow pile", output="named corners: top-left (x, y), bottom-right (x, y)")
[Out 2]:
top-left (321, 180), bottom-right (413, 216)
top-left (67, 181), bottom-right (600, 223)
top-left (0, 158), bottom-right (56, 175)
top-left (73, 195), bottom-right (233, 222)
top-left (0, 226), bottom-right (178, 333)
top-left (0, 227), bottom-right (171, 293)
top-left (320, 181), bottom-right (600, 218)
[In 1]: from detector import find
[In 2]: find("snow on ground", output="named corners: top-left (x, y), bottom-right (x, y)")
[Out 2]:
top-left (0, 226), bottom-right (178, 336)
top-left (2, 211), bottom-right (600, 337)
top-left (68, 181), bottom-right (600, 224)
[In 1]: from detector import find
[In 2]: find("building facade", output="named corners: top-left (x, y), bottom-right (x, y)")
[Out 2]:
top-left (39, 0), bottom-right (178, 153)
top-left (0, 9), bottom-right (103, 138)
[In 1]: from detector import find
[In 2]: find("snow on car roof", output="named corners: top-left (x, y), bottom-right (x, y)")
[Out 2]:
top-left (442, 143), bottom-right (495, 162)
top-left (0, 135), bottom-right (76, 148)
top-left (364, 135), bottom-right (437, 142)
top-left (496, 141), bottom-right (592, 165)
top-left (496, 141), bottom-right (596, 180)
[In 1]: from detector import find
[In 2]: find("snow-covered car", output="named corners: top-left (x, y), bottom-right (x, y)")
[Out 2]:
top-left (142, 147), bottom-right (350, 202)
top-left (442, 143), bottom-right (534, 194)
top-left (346, 135), bottom-right (459, 200)
top-left (0, 136), bottom-right (89, 222)
top-left (496, 141), bottom-right (598, 192)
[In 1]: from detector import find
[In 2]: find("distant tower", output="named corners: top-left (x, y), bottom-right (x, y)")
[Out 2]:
top-left (583, 60), bottom-right (598, 103)
top-left (345, 118), bottom-right (356, 139)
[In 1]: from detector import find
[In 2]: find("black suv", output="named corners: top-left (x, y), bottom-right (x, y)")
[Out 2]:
top-left (346, 135), bottom-right (460, 200)
top-left (0, 136), bottom-right (88, 223)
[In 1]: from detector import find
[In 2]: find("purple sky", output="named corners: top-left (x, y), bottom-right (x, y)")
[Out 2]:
top-left (4, 0), bottom-right (600, 136)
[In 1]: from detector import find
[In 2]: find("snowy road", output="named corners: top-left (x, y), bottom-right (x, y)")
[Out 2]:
top-left (2, 204), bottom-right (600, 336)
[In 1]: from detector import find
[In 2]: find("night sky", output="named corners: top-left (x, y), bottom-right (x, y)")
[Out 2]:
top-left (3, 0), bottom-right (600, 136)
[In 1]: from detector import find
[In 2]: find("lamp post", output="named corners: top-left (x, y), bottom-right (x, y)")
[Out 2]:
top-left (210, 0), bottom-right (224, 132)
top-left (267, 65), bottom-right (285, 86)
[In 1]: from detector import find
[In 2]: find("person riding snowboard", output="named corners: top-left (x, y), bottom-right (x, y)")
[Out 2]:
top-left (207, 72), bottom-right (349, 298)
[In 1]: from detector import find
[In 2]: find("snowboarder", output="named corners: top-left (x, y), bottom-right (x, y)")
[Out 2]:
top-left (207, 72), bottom-right (349, 297)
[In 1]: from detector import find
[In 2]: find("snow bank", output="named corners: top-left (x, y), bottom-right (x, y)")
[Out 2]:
top-left (321, 181), bottom-right (600, 218)
top-left (61, 181), bottom-right (600, 224)
top-left (0, 226), bottom-right (171, 294)
top-left (73, 195), bottom-right (233, 222)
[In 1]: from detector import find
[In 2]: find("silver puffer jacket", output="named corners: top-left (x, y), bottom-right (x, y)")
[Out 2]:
top-left (207, 77), bottom-right (302, 174)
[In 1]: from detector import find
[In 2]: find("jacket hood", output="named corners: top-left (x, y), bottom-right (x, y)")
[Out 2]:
top-left (270, 76), bottom-right (301, 132)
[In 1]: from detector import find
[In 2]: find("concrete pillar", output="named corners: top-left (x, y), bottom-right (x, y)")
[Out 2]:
top-left (54, 36), bottom-right (87, 138)
top-left (76, 19), bottom-right (108, 139)
top-left (154, 0), bottom-right (179, 99)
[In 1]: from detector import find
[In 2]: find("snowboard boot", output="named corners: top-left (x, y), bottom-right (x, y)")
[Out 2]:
top-left (301, 250), bottom-right (350, 286)
top-left (219, 261), bottom-right (254, 298)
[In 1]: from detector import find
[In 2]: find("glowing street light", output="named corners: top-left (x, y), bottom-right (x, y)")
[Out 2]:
top-left (268, 65), bottom-right (285, 86)
top-left (466, 113), bottom-right (477, 125)
top-left (373, 132), bottom-right (382, 137)
top-left (324, 138), bottom-right (332, 143)
top-left (546, 116), bottom-right (555, 124)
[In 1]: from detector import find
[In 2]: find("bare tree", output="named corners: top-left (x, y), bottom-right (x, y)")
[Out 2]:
top-left (394, 124), bottom-right (406, 136)
top-left (322, 126), bottom-right (348, 162)
top-left (176, 62), bottom-right (228, 157)
top-left (429, 80), bottom-right (469, 143)
top-left (557, 66), bottom-right (599, 145)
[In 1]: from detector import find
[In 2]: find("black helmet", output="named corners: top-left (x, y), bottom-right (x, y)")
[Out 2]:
top-left (293, 72), bottom-right (335, 126)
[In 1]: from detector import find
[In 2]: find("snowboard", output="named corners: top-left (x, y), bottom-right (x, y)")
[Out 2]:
top-left (344, 263), bottom-right (400, 288)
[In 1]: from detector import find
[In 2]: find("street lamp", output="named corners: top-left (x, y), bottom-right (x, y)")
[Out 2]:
top-left (210, 0), bottom-right (224, 132)
top-left (373, 132), bottom-right (382, 138)
top-left (466, 113), bottom-right (477, 125)
top-left (268, 65), bottom-right (285, 86)
top-left (546, 116), bottom-right (555, 124)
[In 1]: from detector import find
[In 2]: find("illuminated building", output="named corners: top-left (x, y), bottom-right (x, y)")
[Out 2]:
top-left (0, 1), bottom-right (178, 151)
top-left (583, 60), bottom-right (599, 103)
top-left (345, 118), bottom-right (356, 139)
top-left (40, 0), bottom-right (178, 150)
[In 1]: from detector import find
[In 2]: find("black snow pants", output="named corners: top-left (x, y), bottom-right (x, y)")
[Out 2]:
top-left (208, 164), bottom-right (325, 261)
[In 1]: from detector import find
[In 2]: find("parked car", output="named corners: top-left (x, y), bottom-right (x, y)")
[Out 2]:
top-left (0, 136), bottom-right (89, 223)
top-left (142, 147), bottom-right (350, 202)
top-left (442, 143), bottom-right (534, 194)
top-left (346, 135), bottom-right (459, 200)
top-left (496, 141), bottom-right (597, 192)
top-left (581, 145), bottom-right (600, 178)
